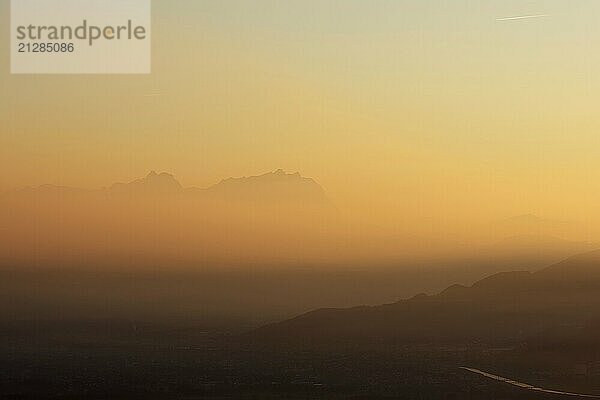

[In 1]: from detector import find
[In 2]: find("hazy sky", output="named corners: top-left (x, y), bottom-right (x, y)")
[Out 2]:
top-left (2, 0), bottom-right (600, 226)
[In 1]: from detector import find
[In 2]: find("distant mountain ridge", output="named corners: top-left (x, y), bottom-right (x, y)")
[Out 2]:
top-left (3, 174), bottom-right (596, 272)
top-left (250, 250), bottom-right (600, 345)
top-left (11, 169), bottom-right (332, 208)
top-left (110, 171), bottom-right (183, 195)
top-left (492, 214), bottom-right (580, 241)
top-left (203, 169), bottom-right (331, 206)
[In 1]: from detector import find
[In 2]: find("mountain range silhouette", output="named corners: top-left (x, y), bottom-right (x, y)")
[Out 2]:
top-left (13, 169), bottom-right (334, 210)
top-left (250, 250), bottom-right (600, 345)
top-left (110, 171), bottom-right (184, 194)
top-left (2, 170), bottom-right (597, 270)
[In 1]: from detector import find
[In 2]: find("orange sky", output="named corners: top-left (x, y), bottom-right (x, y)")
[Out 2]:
top-left (3, 1), bottom-right (600, 234)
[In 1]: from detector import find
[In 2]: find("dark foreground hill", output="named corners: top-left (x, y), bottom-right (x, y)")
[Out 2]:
top-left (250, 251), bottom-right (600, 345)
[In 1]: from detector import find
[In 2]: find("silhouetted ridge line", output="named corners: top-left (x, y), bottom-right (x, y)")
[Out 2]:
top-left (250, 251), bottom-right (600, 345)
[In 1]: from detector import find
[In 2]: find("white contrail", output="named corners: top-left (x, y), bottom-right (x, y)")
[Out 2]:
top-left (143, 89), bottom-right (166, 97)
top-left (496, 14), bottom-right (549, 21)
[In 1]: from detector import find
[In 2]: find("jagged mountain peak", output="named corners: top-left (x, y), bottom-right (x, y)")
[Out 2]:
top-left (206, 170), bottom-right (330, 207)
top-left (216, 169), bottom-right (311, 185)
top-left (110, 171), bottom-right (183, 194)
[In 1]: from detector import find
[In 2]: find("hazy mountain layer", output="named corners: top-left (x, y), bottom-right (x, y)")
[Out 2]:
top-left (2, 171), bottom-right (597, 270)
top-left (251, 251), bottom-right (600, 345)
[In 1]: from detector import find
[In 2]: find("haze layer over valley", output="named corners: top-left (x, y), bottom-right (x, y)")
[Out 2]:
top-left (1, 170), bottom-right (598, 324)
